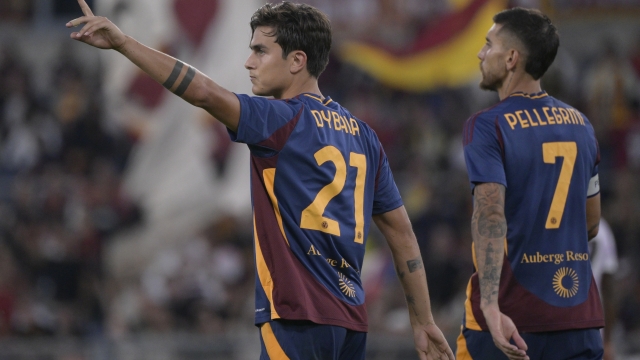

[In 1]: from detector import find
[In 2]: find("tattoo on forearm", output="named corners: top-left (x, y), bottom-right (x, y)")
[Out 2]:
top-left (480, 242), bottom-right (500, 304)
top-left (163, 61), bottom-right (184, 89)
top-left (406, 294), bottom-right (419, 316)
top-left (396, 265), bottom-right (405, 279)
top-left (472, 183), bottom-right (506, 306)
top-left (472, 184), bottom-right (506, 240)
top-left (174, 66), bottom-right (196, 96)
top-left (407, 258), bottom-right (423, 273)
top-left (478, 205), bottom-right (507, 238)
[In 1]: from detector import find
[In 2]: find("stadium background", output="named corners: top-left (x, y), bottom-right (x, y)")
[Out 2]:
top-left (0, 0), bottom-right (639, 358)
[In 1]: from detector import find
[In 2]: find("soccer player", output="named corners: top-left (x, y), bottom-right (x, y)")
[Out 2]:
top-left (66, 1), bottom-right (454, 359)
top-left (457, 7), bottom-right (604, 360)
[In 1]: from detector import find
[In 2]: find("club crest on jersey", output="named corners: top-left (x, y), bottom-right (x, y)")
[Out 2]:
top-left (338, 272), bottom-right (356, 297)
top-left (552, 267), bottom-right (579, 298)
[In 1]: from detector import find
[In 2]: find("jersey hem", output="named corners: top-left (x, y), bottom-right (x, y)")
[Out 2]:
top-left (515, 318), bottom-right (604, 333)
top-left (255, 313), bottom-right (368, 332)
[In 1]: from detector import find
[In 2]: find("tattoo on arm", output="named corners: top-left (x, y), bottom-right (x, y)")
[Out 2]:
top-left (174, 66), bottom-right (196, 96)
top-left (396, 265), bottom-right (405, 279)
top-left (480, 242), bottom-right (500, 304)
top-left (163, 61), bottom-right (184, 89)
top-left (405, 294), bottom-right (419, 316)
top-left (472, 183), bottom-right (506, 306)
top-left (407, 258), bottom-right (423, 273)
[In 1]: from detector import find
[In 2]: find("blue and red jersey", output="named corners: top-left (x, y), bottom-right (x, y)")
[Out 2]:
top-left (229, 93), bottom-right (403, 332)
top-left (462, 91), bottom-right (604, 332)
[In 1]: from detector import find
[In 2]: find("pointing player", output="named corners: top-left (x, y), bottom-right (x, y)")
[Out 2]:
top-left (66, 1), bottom-right (454, 359)
top-left (457, 7), bottom-right (604, 360)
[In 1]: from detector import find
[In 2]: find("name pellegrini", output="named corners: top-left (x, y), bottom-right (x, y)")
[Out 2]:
top-left (520, 251), bottom-right (589, 264)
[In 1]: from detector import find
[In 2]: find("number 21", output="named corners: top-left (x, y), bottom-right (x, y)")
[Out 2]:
top-left (300, 146), bottom-right (366, 243)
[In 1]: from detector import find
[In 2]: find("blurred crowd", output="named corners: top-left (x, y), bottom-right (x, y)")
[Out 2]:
top-left (1, 0), bottom-right (640, 358)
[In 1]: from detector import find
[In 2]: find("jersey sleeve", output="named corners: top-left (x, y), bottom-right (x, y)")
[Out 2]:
top-left (463, 113), bottom-right (506, 192)
top-left (372, 146), bottom-right (403, 215)
top-left (228, 94), bottom-right (300, 146)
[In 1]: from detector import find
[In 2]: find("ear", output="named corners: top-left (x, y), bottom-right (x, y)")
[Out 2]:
top-left (289, 50), bottom-right (307, 75)
top-left (506, 49), bottom-right (520, 72)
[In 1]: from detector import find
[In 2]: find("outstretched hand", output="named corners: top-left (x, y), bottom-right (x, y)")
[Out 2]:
top-left (66, 0), bottom-right (126, 50)
top-left (483, 307), bottom-right (529, 360)
top-left (413, 323), bottom-right (455, 360)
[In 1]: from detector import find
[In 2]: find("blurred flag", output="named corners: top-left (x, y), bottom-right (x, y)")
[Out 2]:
top-left (339, 0), bottom-right (507, 91)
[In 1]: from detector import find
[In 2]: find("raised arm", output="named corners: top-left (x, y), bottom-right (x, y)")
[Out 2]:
top-left (372, 206), bottom-right (454, 360)
top-left (66, 0), bottom-right (240, 132)
top-left (472, 183), bottom-right (528, 360)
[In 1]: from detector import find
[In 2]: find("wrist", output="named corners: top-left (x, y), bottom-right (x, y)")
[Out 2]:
top-left (410, 314), bottom-right (435, 327)
top-left (480, 302), bottom-right (500, 313)
top-left (114, 35), bottom-right (130, 53)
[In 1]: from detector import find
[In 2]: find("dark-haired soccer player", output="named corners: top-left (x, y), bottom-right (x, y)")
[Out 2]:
top-left (457, 7), bottom-right (604, 360)
top-left (66, 1), bottom-right (454, 359)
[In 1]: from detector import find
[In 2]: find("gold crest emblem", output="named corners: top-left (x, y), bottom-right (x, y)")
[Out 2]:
top-left (338, 272), bottom-right (356, 297)
top-left (553, 267), bottom-right (579, 298)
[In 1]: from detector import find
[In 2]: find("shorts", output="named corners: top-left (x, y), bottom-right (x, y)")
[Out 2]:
top-left (456, 326), bottom-right (603, 360)
top-left (259, 320), bottom-right (367, 360)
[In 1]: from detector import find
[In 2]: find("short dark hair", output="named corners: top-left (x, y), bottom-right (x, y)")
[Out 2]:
top-left (494, 7), bottom-right (559, 80)
top-left (250, 2), bottom-right (332, 78)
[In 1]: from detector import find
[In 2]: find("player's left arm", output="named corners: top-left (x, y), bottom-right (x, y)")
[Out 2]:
top-left (473, 182), bottom-right (529, 360)
top-left (586, 193), bottom-right (600, 240)
top-left (373, 206), bottom-right (454, 360)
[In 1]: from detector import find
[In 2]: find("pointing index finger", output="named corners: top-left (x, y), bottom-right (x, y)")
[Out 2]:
top-left (77, 0), bottom-right (95, 17)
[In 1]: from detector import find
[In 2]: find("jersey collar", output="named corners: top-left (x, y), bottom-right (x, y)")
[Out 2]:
top-left (508, 90), bottom-right (548, 99)
top-left (302, 93), bottom-right (333, 106)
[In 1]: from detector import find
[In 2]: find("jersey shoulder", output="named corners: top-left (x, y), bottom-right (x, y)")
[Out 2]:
top-left (463, 99), bottom-right (510, 145)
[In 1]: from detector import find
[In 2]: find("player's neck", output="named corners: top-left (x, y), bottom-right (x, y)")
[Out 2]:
top-left (279, 76), bottom-right (322, 100)
top-left (498, 71), bottom-right (541, 100)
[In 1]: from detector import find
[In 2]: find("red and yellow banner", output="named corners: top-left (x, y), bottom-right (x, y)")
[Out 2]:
top-left (339, 0), bottom-right (507, 91)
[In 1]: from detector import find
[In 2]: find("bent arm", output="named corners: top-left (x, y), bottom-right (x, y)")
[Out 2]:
top-left (586, 193), bottom-right (601, 240)
top-left (372, 206), bottom-right (434, 327)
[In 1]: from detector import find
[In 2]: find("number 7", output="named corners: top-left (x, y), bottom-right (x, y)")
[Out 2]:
top-left (542, 142), bottom-right (577, 229)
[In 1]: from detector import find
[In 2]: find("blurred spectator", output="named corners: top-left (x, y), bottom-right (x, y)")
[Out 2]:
top-left (0, 0), bottom-right (34, 23)
top-left (584, 40), bottom-right (639, 152)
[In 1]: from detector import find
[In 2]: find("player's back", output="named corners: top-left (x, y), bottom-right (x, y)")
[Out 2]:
top-left (463, 91), bottom-right (603, 332)
top-left (496, 92), bottom-right (598, 265)
top-left (231, 93), bottom-right (402, 331)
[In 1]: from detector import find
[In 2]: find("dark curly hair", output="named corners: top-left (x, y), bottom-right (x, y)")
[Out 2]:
top-left (494, 7), bottom-right (559, 80)
top-left (250, 2), bottom-right (332, 78)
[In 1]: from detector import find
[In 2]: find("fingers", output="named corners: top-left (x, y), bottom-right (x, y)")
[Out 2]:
top-left (511, 329), bottom-right (528, 351)
top-left (66, 16), bottom-right (91, 28)
top-left (494, 339), bottom-right (528, 360)
top-left (68, 17), bottom-right (99, 39)
top-left (76, 19), bottom-right (103, 37)
top-left (444, 346), bottom-right (455, 359)
top-left (77, 0), bottom-right (95, 17)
